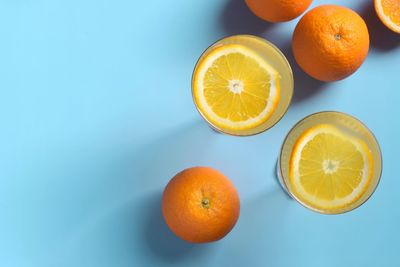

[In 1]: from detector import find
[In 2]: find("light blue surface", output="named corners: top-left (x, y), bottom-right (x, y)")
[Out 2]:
top-left (1, 0), bottom-right (399, 266)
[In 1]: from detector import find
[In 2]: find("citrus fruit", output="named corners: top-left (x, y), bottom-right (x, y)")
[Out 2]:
top-left (245, 0), bottom-right (313, 23)
top-left (375, 0), bottom-right (400, 33)
top-left (162, 167), bottom-right (240, 243)
top-left (192, 44), bottom-right (280, 133)
top-left (289, 124), bottom-right (374, 212)
top-left (292, 5), bottom-right (370, 82)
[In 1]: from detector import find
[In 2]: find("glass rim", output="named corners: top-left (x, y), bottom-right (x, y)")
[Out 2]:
top-left (191, 34), bottom-right (294, 137)
top-left (278, 110), bottom-right (383, 215)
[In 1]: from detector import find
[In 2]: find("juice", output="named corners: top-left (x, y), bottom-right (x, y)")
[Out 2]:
top-left (192, 35), bottom-right (293, 136)
top-left (278, 111), bottom-right (382, 214)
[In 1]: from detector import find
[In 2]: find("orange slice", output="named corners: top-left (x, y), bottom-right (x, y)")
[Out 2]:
top-left (192, 44), bottom-right (280, 132)
top-left (289, 124), bottom-right (374, 212)
top-left (375, 0), bottom-right (400, 33)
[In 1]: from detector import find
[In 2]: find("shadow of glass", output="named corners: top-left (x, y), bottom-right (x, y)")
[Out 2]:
top-left (42, 121), bottom-right (236, 266)
top-left (142, 192), bottom-right (212, 263)
top-left (280, 44), bottom-right (326, 104)
top-left (358, 1), bottom-right (400, 52)
top-left (56, 191), bottom-right (214, 266)
top-left (130, 120), bottom-right (218, 192)
top-left (220, 0), bottom-right (273, 35)
top-left (222, 189), bottom-right (290, 265)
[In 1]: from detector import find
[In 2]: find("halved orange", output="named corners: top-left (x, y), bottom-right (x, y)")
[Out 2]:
top-left (375, 0), bottom-right (400, 33)
top-left (192, 44), bottom-right (280, 132)
top-left (289, 124), bottom-right (374, 212)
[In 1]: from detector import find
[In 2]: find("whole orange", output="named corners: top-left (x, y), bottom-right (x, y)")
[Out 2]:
top-left (245, 0), bottom-right (313, 23)
top-left (292, 5), bottom-right (370, 82)
top-left (162, 167), bottom-right (240, 243)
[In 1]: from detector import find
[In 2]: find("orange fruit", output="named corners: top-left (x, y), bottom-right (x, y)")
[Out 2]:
top-left (289, 124), bottom-right (373, 212)
top-left (245, 0), bottom-right (312, 23)
top-left (375, 0), bottom-right (400, 33)
top-left (162, 167), bottom-right (240, 243)
top-left (192, 44), bottom-right (280, 133)
top-left (292, 5), bottom-right (369, 82)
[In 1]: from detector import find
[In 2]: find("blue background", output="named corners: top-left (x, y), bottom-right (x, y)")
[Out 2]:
top-left (1, 0), bottom-right (399, 266)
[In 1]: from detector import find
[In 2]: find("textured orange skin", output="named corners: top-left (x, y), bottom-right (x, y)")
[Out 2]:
top-left (292, 5), bottom-right (370, 82)
top-left (245, 0), bottom-right (312, 22)
top-left (162, 167), bottom-right (240, 243)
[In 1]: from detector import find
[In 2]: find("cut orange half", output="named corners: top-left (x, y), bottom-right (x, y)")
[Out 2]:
top-left (289, 124), bottom-right (374, 212)
top-left (192, 44), bottom-right (280, 132)
top-left (375, 0), bottom-right (400, 33)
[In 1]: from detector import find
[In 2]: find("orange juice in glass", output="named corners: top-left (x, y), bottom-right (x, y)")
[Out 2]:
top-left (192, 35), bottom-right (293, 136)
top-left (278, 111), bottom-right (382, 214)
